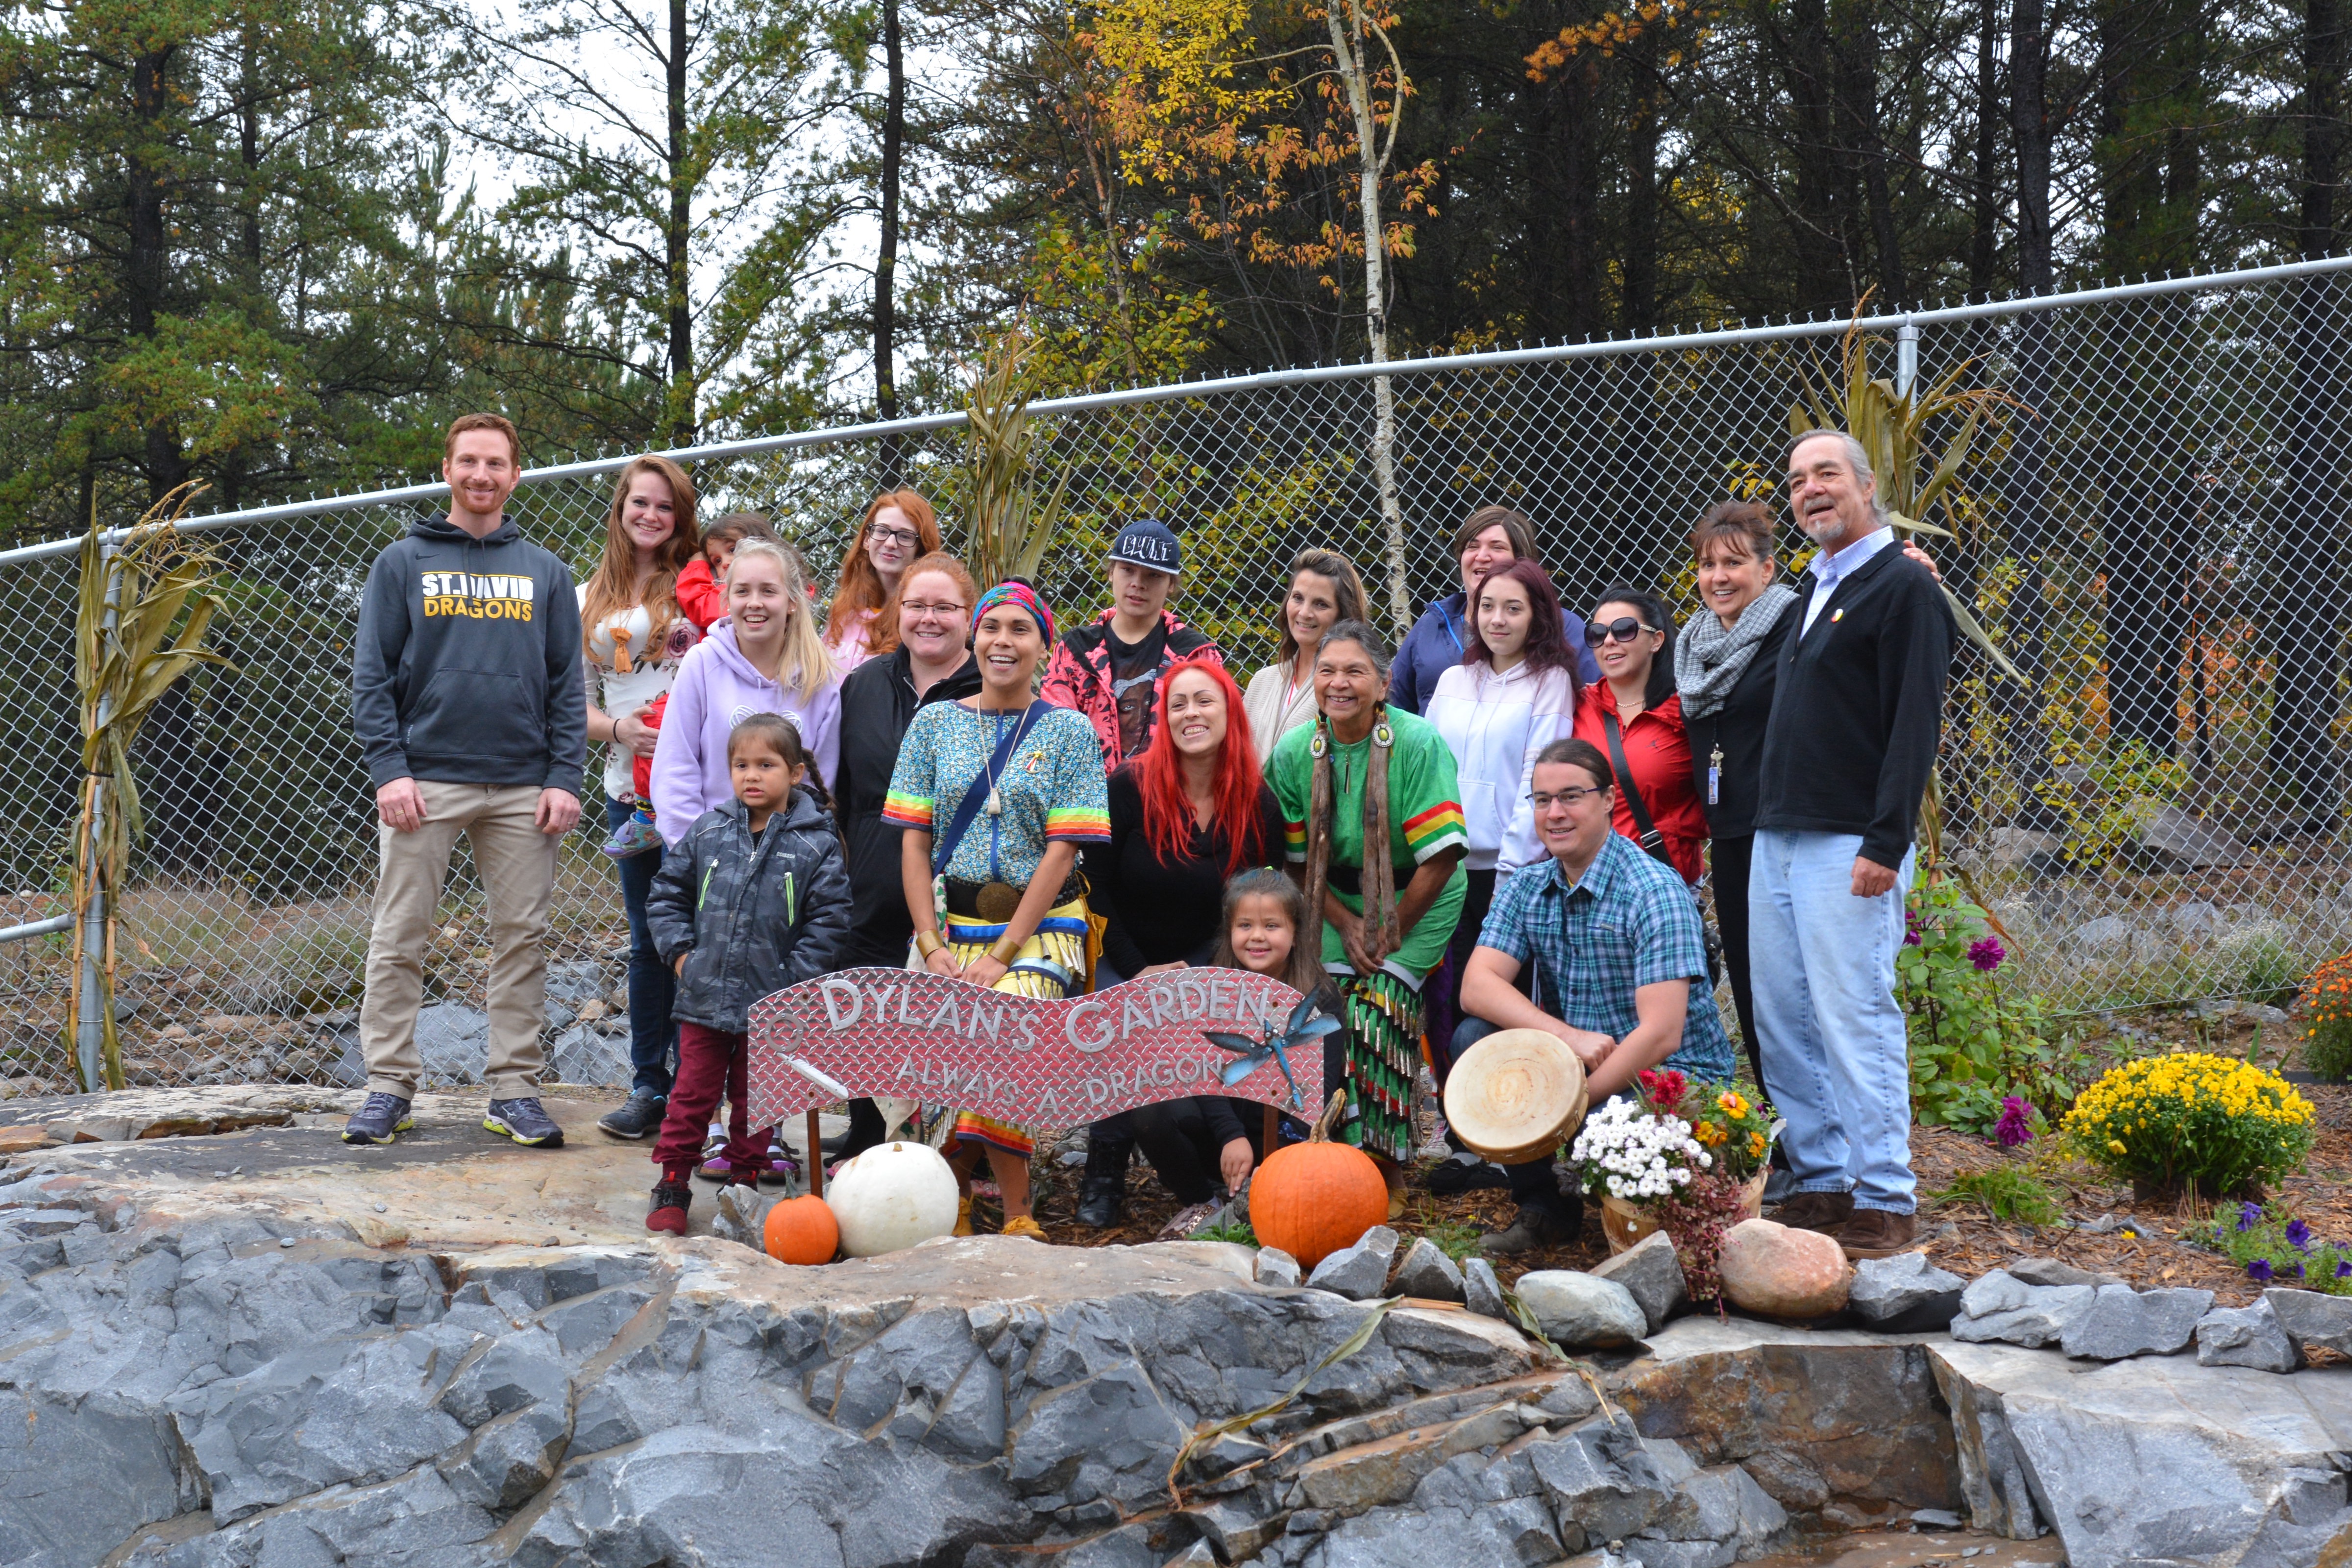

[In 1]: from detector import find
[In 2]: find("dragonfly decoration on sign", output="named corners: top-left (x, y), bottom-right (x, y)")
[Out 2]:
top-left (1202, 995), bottom-right (1339, 1111)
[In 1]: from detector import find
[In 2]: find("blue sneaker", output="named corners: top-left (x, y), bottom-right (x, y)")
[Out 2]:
top-left (484, 1097), bottom-right (565, 1148)
top-left (600, 810), bottom-right (664, 860)
top-left (342, 1092), bottom-right (413, 1145)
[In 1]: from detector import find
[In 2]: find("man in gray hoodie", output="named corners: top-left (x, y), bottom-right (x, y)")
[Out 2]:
top-left (343, 412), bottom-right (587, 1148)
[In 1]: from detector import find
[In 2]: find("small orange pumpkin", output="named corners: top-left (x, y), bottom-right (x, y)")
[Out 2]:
top-left (1250, 1089), bottom-right (1388, 1268)
top-left (763, 1194), bottom-right (841, 1265)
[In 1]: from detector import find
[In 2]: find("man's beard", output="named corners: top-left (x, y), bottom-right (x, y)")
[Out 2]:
top-left (1799, 509), bottom-right (1857, 548)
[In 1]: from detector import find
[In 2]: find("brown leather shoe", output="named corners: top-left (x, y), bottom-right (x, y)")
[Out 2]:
top-left (1771, 1189), bottom-right (1854, 1233)
top-left (1838, 1208), bottom-right (1917, 1260)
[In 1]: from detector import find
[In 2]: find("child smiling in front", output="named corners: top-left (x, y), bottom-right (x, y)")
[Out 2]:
top-left (642, 714), bottom-right (851, 1233)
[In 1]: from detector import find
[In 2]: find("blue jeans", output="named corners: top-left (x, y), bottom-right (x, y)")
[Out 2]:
top-left (606, 796), bottom-right (677, 1099)
top-left (1748, 830), bottom-right (1916, 1213)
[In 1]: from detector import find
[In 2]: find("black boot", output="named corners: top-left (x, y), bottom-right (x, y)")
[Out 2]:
top-left (1074, 1130), bottom-right (1130, 1229)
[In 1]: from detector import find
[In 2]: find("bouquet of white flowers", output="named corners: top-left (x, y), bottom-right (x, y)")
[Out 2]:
top-left (1570, 1095), bottom-right (1714, 1202)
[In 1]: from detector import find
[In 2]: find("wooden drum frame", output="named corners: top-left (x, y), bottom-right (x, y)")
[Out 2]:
top-left (1442, 1028), bottom-right (1589, 1166)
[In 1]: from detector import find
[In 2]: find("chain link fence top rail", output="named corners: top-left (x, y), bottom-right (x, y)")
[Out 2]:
top-left (1, 256), bottom-right (2347, 1098)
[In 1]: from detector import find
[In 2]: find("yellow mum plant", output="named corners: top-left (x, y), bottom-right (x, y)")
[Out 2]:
top-left (2060, 1052), bottom-right (2315, 1199)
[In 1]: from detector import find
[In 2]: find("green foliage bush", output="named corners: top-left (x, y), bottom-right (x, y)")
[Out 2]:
top-left (1900, 877), bottom-right (2088, 1136)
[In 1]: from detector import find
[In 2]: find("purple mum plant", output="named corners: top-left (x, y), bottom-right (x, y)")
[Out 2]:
top-left (1994, 1096), bottom-right (2035, 1149)
top-left (1968, 936), bottom-right (2007, 973)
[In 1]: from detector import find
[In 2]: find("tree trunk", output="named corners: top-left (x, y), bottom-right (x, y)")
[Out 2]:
top-left (1968, 0), bottom-right (2002, 294)
top-left (663, 0), bottom-right (695, 446)
top-left (1325, 0), bottom-right (1411, 635)
top-left (127, 47), bottom-right (190, 505)
top-left (2268, 0), bottom-right (2348, 821)
top-left (1834, 0), bottom-right (1906, 305)
top-left (874, 0), bottom-right (905, 487)
top-left (2002, 0), bottom-right (2059, 828)
top-left (1779, 0), bottom-right (1852, 309)
top-left (1623, 39), bottom-right (1661, 333)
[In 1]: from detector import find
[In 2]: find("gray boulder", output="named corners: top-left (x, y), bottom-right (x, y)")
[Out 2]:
top-left (1947, 1270), bottom-right (2094, 1348)
top-left (1463, 1257), bottom-right (1506, 1320)
top-left (2058, 1284), bottom-right (2212, 1360)
top-left (1515, 1271), bottom-right (1647, 1349)
top-left (711, 1183), bottom-right (772, 1248)
top-left (1589, 1231), bottom-right (1687, 1335)
top-left (2006, 1255), bottom-right (2127, 1290)
top-left (2194, 1299), bottom-right (2303, 1372)
top-left (1255, 1247), bottom-right (1302, 1288)
top-left (1308, 1226), bottom-right (1399, 1300)
top-left (1848, 1251), bottom-right (1966, 1333)
top-left (1389, 1238), bottom-right (1465, 1303)
top-left (2262, 1287), bottom-right (2352, 1356)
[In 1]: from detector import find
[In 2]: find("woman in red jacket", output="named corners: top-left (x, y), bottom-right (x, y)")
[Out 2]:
top-left (1570, 586), bottom-right (1708, 885)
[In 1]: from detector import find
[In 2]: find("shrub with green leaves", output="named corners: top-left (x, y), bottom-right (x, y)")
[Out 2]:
top-left (1900, 877), bottom-right (2087, 1136)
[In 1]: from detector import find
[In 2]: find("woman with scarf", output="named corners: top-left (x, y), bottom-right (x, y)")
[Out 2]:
top-left (886, 580), bottom-right (1110, 1239)
top-left (1266, 620), bottom-right (1468, 1212)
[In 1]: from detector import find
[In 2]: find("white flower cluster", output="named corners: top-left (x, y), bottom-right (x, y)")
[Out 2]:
top-left (1570, 1097), bottom-right (1713, 1200)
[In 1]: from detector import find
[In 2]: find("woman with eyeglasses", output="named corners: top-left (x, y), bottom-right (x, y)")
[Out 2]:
top-left (827, 552), bottom-right (985, 1162)
top-left (825, 490), bottom-right (945, 671)
top-left (1570, 587), bottom-right (1707, 885)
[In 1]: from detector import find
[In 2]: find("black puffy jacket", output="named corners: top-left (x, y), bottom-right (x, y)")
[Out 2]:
top-left (645, 788), bottom-right (853, 1031)
top-left (833, 647), bottom-right (981, 965)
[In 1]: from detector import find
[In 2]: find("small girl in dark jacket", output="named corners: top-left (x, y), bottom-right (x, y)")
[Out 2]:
top-left (643, 714), bottom-right (851, 1233)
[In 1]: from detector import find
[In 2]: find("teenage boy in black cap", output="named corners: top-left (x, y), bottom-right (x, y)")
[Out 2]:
top-left (1042, 518), bottom-right (1223, 772)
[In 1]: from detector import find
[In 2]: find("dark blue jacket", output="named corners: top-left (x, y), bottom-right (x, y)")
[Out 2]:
top-left (1386, 592), bottom-right (1601, 714)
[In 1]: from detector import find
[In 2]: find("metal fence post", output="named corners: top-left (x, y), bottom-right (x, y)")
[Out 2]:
top-left (74, 538), bottom-right (119, 1095)
top-left (1896, 317), bottom-right (1920, 399)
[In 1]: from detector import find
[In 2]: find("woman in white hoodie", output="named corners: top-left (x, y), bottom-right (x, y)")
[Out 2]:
top-left (1421, 557), bottom-right (1581, 1085)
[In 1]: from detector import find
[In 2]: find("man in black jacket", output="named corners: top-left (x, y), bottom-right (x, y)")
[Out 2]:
top-left (1750, 430), bottom-right (1954, 1261)
top-left (343, 413), bottom-right (586, 1150)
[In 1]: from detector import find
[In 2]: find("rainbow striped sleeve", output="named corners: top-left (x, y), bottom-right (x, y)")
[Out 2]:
top-left (1045, 805), bottom-right (1111, 843)
top-left (882, 790), bottom-right (933, 832)
top-left (1403, 800), bottom-right (1468, 863)
top-left (1283, 815), bottom-right (1307, 862)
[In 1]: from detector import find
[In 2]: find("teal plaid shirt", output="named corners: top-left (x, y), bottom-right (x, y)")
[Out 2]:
top-left (1476, 831), bottom-right (1736, 1081)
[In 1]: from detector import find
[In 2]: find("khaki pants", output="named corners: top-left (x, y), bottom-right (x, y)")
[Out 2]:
top-left (359, 781), bottom-right (557, 1100)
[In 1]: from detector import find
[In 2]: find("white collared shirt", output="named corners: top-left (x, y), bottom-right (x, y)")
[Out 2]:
top-left (1800, 524), bottom-right (1895, 636)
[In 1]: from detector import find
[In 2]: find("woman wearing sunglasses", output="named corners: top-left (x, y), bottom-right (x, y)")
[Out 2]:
top-left (1570, 587), bottom-right (1707, 885)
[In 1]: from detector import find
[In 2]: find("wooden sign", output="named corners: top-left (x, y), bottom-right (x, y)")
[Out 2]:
top-left (743, 966), bottom-right (1324, 1131)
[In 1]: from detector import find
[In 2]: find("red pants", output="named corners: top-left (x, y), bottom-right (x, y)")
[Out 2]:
top-left (653, 1022), bottom-right (763, 1181)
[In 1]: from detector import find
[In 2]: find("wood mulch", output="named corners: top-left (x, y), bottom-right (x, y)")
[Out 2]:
top-left (1014, 1082), bottom-right (2352, 1309)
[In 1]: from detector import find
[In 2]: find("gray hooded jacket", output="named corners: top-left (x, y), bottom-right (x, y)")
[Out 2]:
top-left (645, 789), bottom-right (852, 1032)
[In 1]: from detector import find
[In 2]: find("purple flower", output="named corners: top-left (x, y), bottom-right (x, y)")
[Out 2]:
top-left (1967, 936), bottom-right (2007, 972)
top-left (2286, 1219), bottom-right (2314, 1251)
top-left (2248, 1258), bottom-right (2274, 1282)
top-left (1994, 1096), bottom-right (2035, 1149)
top-left (2237, 1201), bottom-right (2263, 1232)
top-left (2335, 1258), bottom-right (2350, 1280)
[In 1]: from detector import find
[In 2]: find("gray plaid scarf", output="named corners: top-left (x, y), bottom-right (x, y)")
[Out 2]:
top-left (1674, 585), bottom-right (1798, 719)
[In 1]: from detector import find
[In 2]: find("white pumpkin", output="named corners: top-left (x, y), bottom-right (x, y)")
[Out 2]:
top-left (826, 1140), bottom-right (961, 1257)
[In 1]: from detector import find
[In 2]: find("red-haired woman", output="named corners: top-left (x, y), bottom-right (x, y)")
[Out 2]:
top-left (825, 490), bottom-right (945, 671)
top-left (1076, 656), bottom-right (1286, 1228)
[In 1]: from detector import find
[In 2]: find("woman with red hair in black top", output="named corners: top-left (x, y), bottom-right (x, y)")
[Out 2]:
top-left (1078, 656), bottom-right (1287, 1229)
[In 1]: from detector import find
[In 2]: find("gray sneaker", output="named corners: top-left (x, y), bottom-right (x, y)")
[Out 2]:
top-left (484, 1097), bottom-right (565, 1149)
top-left (598, 1089), bottom-right (667, 1140)
top-left (342, 1092), bottom-right (413, 1146)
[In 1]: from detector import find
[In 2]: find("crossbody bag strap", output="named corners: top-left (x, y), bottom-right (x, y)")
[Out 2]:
top-left (1600, 708), bottom-right (1674, 868)
top-left (931, 701), bottom-right (1049, 872)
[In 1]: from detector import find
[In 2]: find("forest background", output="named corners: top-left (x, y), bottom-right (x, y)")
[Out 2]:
top-left (0, 0), bottom-right (2341, 539)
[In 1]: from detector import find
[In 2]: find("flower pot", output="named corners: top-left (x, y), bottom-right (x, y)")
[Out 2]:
top-left (1600, 1168), bottom-right (1769, 1255)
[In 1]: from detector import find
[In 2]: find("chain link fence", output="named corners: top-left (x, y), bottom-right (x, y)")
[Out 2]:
top-left (2, 257), bottom-right (2348, 1099)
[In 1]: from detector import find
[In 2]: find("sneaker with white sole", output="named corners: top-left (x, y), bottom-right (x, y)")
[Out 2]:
top-left (342, 1092), bottom-right (413, 1145)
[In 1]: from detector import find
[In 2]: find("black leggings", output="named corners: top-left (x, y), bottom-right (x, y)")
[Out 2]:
top-left (1711, 833), bottom-right (1765, 1095)
top-left (1092, 1098), bottom-right (1264, 1205)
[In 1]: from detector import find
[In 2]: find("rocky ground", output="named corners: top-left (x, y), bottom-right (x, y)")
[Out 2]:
top-left (5, 1086), bottom-right (2352, 1568)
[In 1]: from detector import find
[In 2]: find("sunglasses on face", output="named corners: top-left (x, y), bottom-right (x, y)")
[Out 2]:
top-left (1585, 616), bottom-right (1659, 647)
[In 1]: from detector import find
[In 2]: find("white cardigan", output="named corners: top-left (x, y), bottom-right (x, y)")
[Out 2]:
top-left (1425, 661), bottom-right (1579, 871)
top-left (1242, 662), bottom-right (1319, 761)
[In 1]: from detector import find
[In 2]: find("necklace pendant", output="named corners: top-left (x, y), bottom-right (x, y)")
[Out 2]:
top-left (985, 787), bottom-right (1003, 817)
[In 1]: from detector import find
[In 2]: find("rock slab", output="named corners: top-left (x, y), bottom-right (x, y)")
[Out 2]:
top-left (1515, 1270), bottom-right (1647, 1349)
top-left (1388, 1237), bottom-right (1465, 1303)
top-left (1849, 1251), bottom-right (1966, 1333)
top-left (2264, 1286), bottom-right (2352, 1356)
top-left (1716, 1219), bottom-right (1851, 1319)
top-left (1462, 1257), bottom-right (1506, 1320)
top-left (1255, 1246), bottom-right (1302, 1288)
top-left (1589, 1230), bottom-right (1687, 1335)
top-left (2057, 1283), bottom-right (2211, 1360)
top-left (1947, 1270), bottom-right (2092, 1348)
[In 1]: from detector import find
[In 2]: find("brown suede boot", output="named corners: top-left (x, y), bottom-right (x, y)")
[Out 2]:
top-left (1771, 1189), bottom-right (1855, 1233)
top-left (1838, 1209), bottom-right (1917, 1260)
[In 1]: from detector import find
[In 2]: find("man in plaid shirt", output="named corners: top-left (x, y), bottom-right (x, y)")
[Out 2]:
top-left (1456, 736), bottom-right (1735, 1255)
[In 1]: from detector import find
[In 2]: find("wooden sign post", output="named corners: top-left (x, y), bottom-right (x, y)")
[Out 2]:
top-left (744, 967), bottom-right (1323, 1133)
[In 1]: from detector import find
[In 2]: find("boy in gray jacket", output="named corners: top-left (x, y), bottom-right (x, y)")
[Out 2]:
top-left (343, 413), bottom-right (588, 1148)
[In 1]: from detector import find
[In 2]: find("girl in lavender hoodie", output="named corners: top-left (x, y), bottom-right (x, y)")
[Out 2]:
top-left (650, 537), bottom-right (843, 847)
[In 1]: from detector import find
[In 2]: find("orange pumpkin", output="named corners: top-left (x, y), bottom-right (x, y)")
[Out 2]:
top-left (763, 1194), bottom-right (841, 1265)
top-left (1250, 1090), bottom-right (1388, 1268)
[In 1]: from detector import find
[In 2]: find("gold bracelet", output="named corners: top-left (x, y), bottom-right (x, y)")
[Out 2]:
top-left (989, 935), bottom-right (1022, 965)
top-left (914, 931), bottom-right (946, 958)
